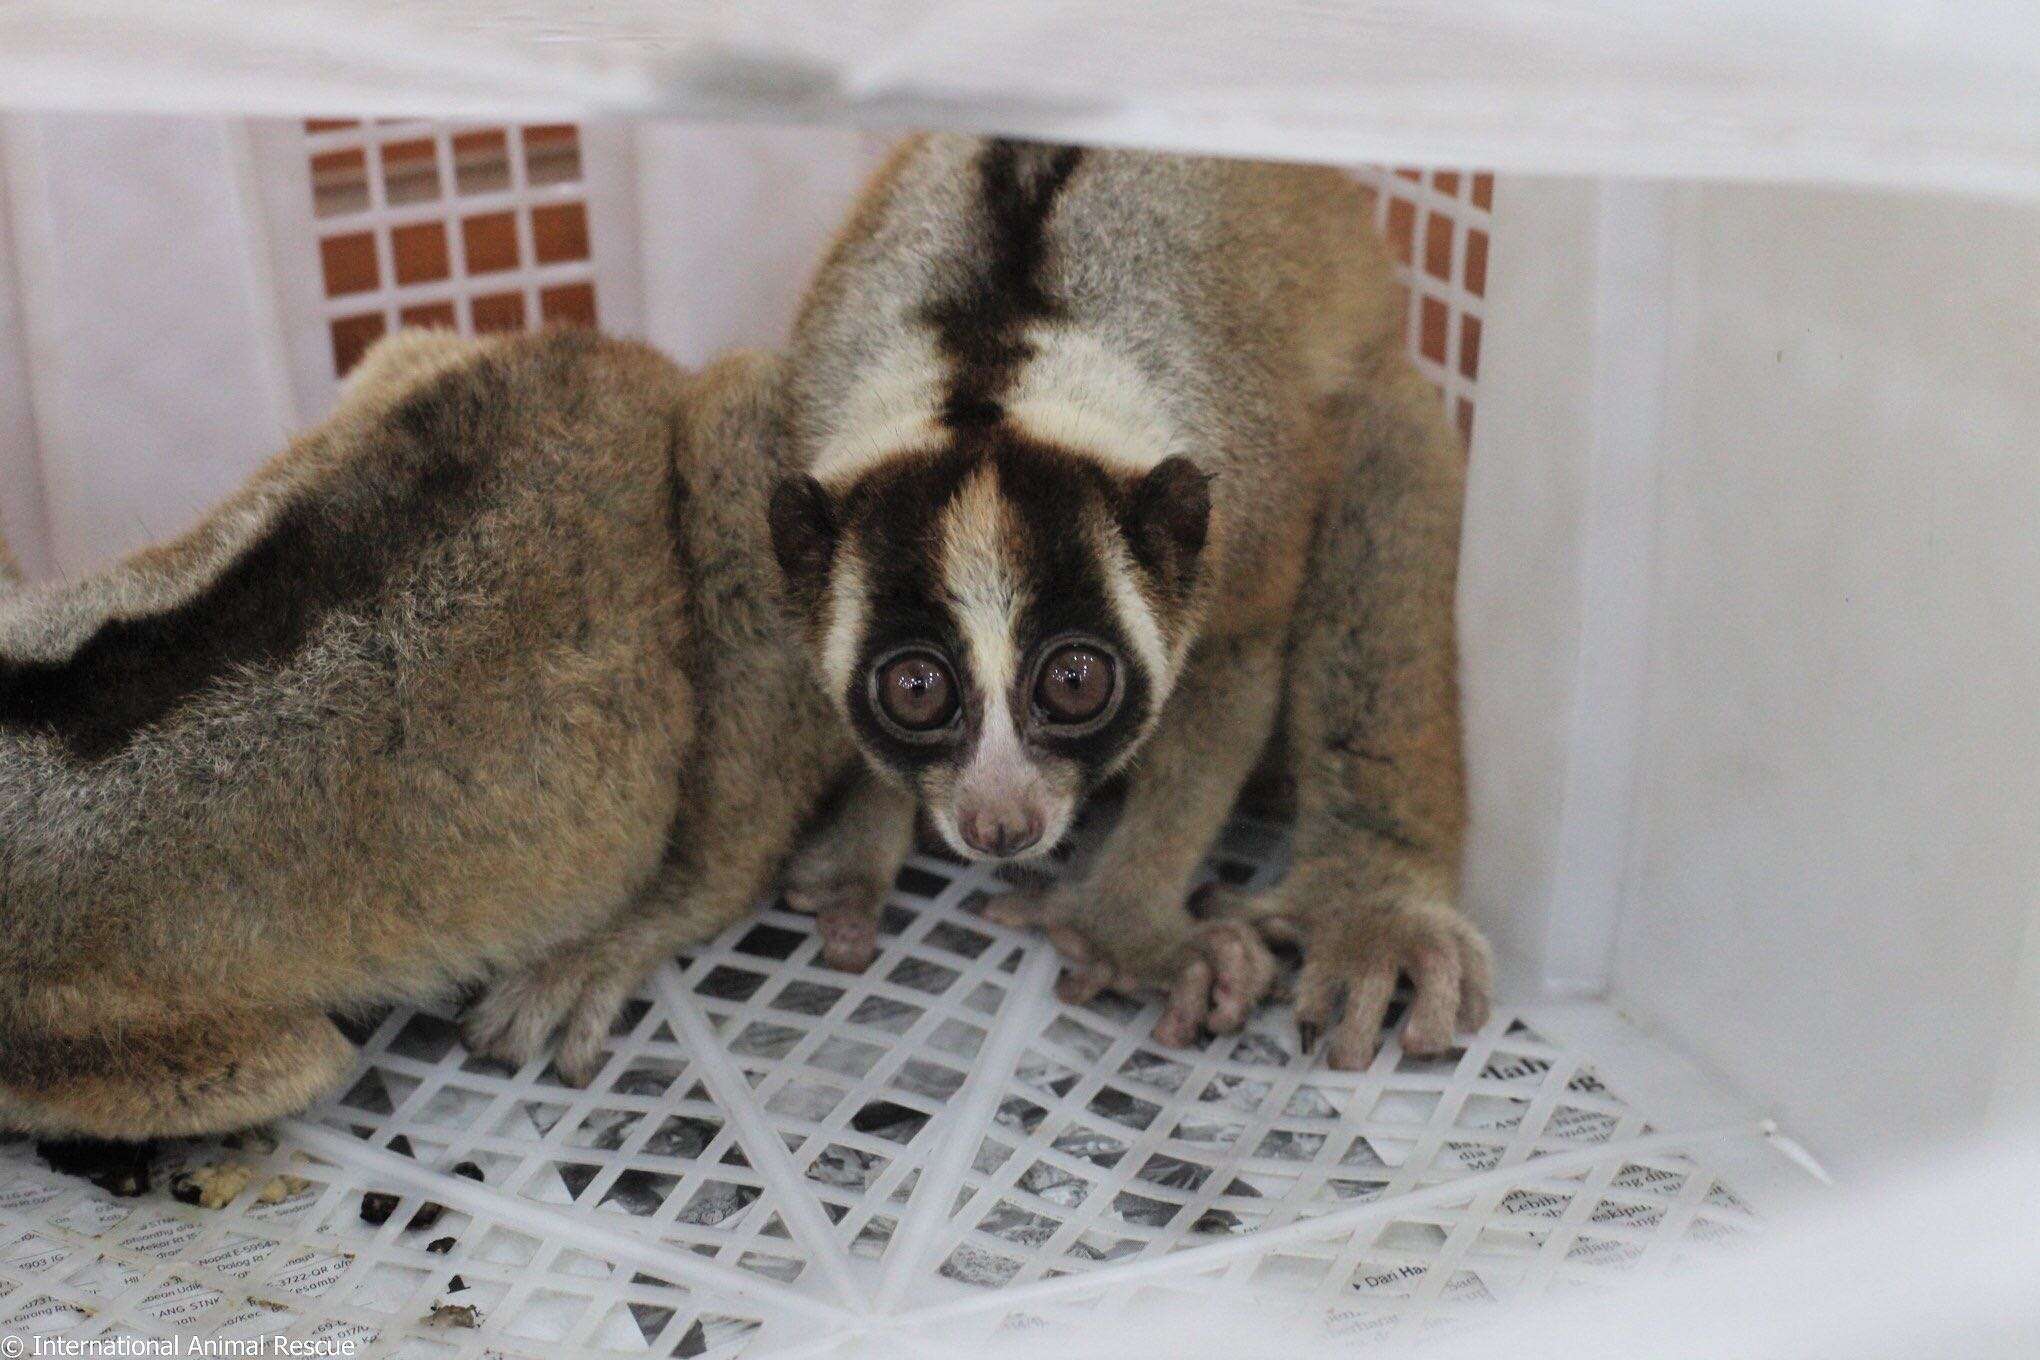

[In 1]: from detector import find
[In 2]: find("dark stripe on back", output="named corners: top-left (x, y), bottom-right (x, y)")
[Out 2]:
top-left (923, 140), bottom-right (1084, 432)
top-left (0, 363), bottom-right (506, 762)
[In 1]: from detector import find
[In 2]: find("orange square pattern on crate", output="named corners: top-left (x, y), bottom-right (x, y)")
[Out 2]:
top-left (304, 132), bottom-right (1487, 437)
top-left (304, 120), bottom-right (599, 378)
top-left (1360, 167), bottom-right (1491, 450)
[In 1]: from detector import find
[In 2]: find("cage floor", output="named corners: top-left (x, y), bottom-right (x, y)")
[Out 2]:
top-left (0, 822), bottom-right (1816, 1357)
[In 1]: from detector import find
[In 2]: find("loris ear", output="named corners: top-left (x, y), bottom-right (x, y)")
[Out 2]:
top-left (769, 475), bottom-right (839, 598)
top-left (1123, 456), bottom-right (1211, 578)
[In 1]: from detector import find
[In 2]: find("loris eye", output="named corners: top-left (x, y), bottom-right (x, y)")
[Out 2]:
top-left (874, 652), bottom-right (958, 733)
top-left (1034, 644), bottom-right (1116, 725)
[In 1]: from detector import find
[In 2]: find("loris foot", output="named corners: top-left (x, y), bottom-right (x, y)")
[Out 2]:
top-left (1206, 885), bottom-right (1492, 1069)
top-left (782, 881), bottom-right (883, 973)
top-left (462, 946), bottom-right (643, 1088)
top-left (980, 887), bottom-right (1279, 1047)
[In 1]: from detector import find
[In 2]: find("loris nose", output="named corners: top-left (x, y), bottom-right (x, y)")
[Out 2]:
top-left (961, 808), bottom-right (1044, 858)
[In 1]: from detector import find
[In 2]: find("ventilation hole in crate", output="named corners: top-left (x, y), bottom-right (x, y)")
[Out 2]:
top-left (399, 301), bottom-right (455, 329)
top-left (524, 124), bottom-right (583, 185)
top-left (378, 137), bottom-right (439, 206)
top-left (1384, 197), bottom-right (1416, 264)
top-left (298, 121), bottom-right (604, 379)
top-left (943, 1243), bottom-right (1023, 1287)
top-left (1547, 1106), bottom-right (1622, 1144)
top-left (470, 292), bottom-right (525, 332)
top-left (1086, 1087), bottom-right (1161, 1131)
top-left (810, 1036), bottom-right (886, 1080)
top-left (698, 964), bottom-right (770, 1003)
top-left (1116, 1049), bottom-right (1191, 1096)
top-left (1612, 1162), bottom-right (1689, 1197)
top-left (318, 232), bottom-right (377, 296)
top-left (452, 129), bottom-right (511, 195)
top-left (1465, 226), bottom-right (1490, 295)
top-left (895, 864), bottom-right (952, 898)
top-left (891, 1059), bottom-right (965, 1101)
top-left (335, 1063), bottom-right (398, 1116)
top-left (460, 211), bottom-right (519, 274)
top-left (387, 220), bottom-right (448, 286)
top-left (1568, 1069), bottom-right (1613, 1098)
top-left (310, 146), bottom-right (368, 217)
top-left (1418, 295), bottom-right (1449, 364)
top-left (1443, 1140), bottom-right (1506, 1172)
top-left (735, 923), bottom-right (804, 961)
top-left (1706, 1181), bottom-right (1753, 1215)
top-left (532, 201), bottom-right (590, 265)
top-left (1589, 1197), bottom-right (1664, 1228)
top-left (596, 999), bottom-right (647, 1039)
top-left (1423, 212), bottom-right (1454, 280)
top-left (770, 978), bottom-right (845, 1017)
top-left (764, 1078), bottom-right (846, 1120)
top-left (387, 1012), bottom-right (461, 1063)
top-left (927, 1018), bottom-right (987, 1061)
top-left (807, 1143), bottom-right (890, 1192)
top-left (1458, 1094), bottom-right (1530, 1131)
top-left (540, 281), bottom-right (598, 327)
top-left (1355, 164), bottom-right (1489, 450)
top-left (1482, 1049), bottom-right (1552, 1084)
top-left (1253, 1130), bottom-right (1328, 1162)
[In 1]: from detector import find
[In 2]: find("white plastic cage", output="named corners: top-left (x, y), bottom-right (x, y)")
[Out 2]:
top-left (1, 3), bottom-right (2037, 1357)
top-left (0, 824), bottom-right (1799, 1356)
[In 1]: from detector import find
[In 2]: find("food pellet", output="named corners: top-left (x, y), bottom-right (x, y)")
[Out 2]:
top-left (169, 1163), bottom-right (254, 1209)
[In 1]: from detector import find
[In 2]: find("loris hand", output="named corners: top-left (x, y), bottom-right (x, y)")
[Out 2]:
top-left (1203, 883), bottom-right (1492, 1069)
top-left (980, 884), bottom-right (1280, 1046)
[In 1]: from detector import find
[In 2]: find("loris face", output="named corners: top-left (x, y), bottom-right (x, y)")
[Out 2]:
top-left (771, 429), bottom-right (1210, 862)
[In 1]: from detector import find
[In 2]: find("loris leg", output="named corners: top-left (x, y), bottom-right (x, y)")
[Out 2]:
top-left (462, 740), bottom-right (833, 1087)
top-left (461, 840), bottom-right (787, 1086)
top-left (984, 632), bottom-right (1285, 1046)
top-left (0, 1008), bottom-right (356, 1142)
top-left (782, 771), bottom-right (918, 972)
top-left (1208, 369), bottom-right (1490, 1070)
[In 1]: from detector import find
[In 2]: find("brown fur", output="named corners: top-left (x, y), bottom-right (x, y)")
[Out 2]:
top-left (778, 137), bottom-right (1488, 1066)
top-left (458, 355), bottom-right (906, 1082)
top-left (1201, 355), bottom-right (1490, 1066)
top-left (0, 330), bottom-right (868, 1137)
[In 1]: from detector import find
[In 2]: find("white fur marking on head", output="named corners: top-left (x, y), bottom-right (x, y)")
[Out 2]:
top-left (940, 469), bottom-right (1026, 708)
top-left (962, 694), bottom-right (1030, 795)
top-left (944, 691), bottom-right (1077, 862)
top-left (811, 330), bottom-right (950, 480)
top-left (1092, 523), bottom-right (1176, 710)
top-left (1004, 325), bottom-right (1179, 471)
top-left (819, 548), bottom-right (871, 708)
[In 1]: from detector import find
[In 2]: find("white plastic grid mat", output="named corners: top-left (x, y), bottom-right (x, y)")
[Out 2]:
top-left (0, 823), bottom-right (1805, 1356)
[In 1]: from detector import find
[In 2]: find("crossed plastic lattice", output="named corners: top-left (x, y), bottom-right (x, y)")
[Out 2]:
top-left (0, 823), bottom-right (1768, 1356)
